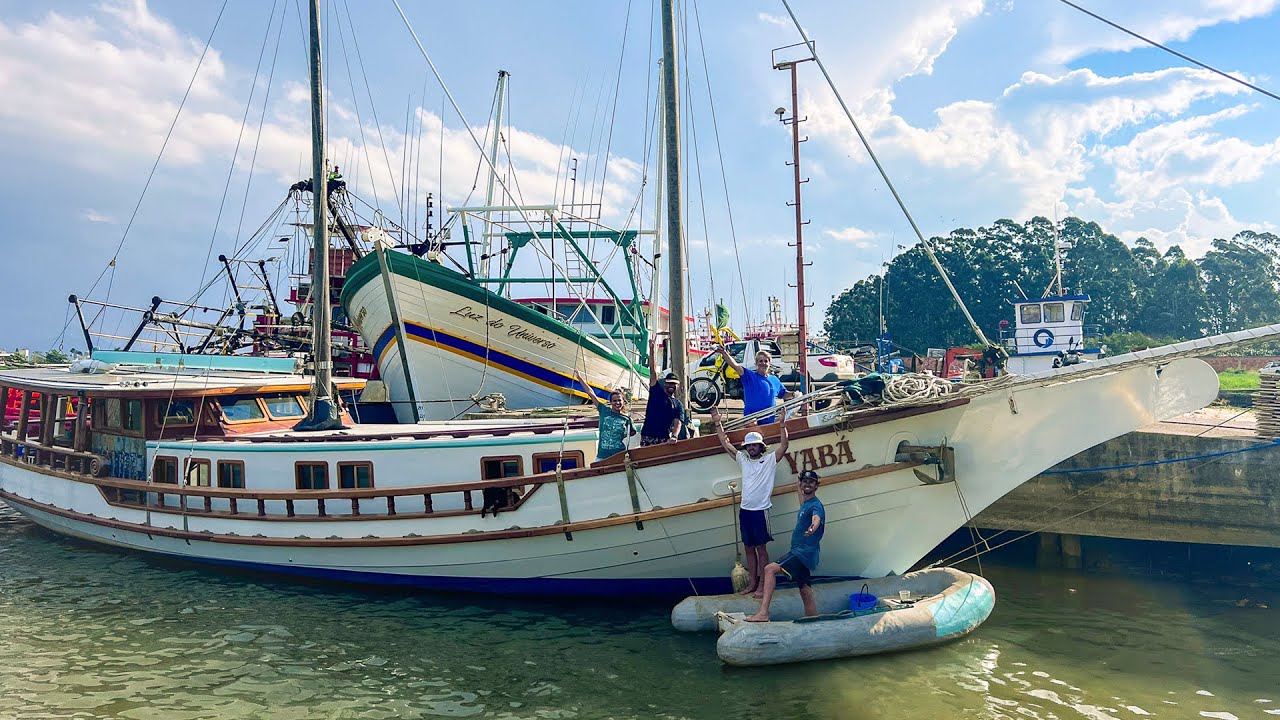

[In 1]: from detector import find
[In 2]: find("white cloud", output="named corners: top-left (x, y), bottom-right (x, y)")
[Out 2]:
top-left (1042, 0), bottom-right (1280, 65)
top-left (823, 225), bottom-right (878, 248)
top-left (82, 209), bottom-right (116, 223)
top-left (758, 12), bottom-right (790, 28)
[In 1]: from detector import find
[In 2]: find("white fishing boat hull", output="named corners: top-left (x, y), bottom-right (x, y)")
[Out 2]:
top-left (341, 251), bottom-right (647, 422)
top-left (0, 354), bottom-right (1221, 597)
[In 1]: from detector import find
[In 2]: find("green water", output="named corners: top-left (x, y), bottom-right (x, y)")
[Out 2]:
top-left (1, 506), bottom-right (1278, 720)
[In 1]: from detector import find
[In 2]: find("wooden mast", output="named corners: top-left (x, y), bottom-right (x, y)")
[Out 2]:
top-left (659, 0), bottom-right (686, 388)
top-left (296, 0), bottom-right (344, 431)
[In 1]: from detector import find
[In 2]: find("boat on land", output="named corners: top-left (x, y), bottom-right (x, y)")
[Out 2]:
top-left (671, 567), bottom-right (994, 666)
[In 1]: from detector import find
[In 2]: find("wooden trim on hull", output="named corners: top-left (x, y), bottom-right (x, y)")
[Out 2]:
top-left (0, 459), bottom-right (921, 547)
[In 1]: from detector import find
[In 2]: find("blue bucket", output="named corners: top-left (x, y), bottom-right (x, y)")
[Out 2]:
top-left (849, 592), bottom-right (877, 612)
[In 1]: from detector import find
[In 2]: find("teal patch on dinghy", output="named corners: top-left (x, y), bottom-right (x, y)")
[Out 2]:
top-left (931, 580), bottom-right (994, 637)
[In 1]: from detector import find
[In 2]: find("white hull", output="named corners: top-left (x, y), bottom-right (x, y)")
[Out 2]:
top-left (342, 253), bottom-right (647, 422)
top-left (0, 355), bottom-right (1221, 596)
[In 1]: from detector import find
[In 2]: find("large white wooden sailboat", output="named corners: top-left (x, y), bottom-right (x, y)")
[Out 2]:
top-left (2, 0), bottom-right (1276, 600)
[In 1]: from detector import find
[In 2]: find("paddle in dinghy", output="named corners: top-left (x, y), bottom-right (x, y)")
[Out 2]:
top-left (671, 567), bottom-right (995, 666)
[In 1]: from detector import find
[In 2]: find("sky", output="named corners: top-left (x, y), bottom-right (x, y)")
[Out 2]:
top-left (1, 0), bottom-right (1278, 351)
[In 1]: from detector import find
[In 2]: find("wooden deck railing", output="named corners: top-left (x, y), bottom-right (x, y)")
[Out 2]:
top-left (0, 434), bottom-right (105, 477)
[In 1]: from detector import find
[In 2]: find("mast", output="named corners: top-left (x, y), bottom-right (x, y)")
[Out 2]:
top-left (774, 49), bottom-right (814, 392)
top-left (659, 0), bottom-right (686, 387)
top-left (482, 70), bottom-right (509, 279)
top-left (295, 0), bottom-right (344, 431)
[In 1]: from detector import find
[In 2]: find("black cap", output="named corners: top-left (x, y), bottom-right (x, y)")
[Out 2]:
top-left (662, 372), bottom-right (679, 383)
top-left (798, 470), bottom-right (820, 483)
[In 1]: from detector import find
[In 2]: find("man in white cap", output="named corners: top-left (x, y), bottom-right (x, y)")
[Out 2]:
top-left (711, 407), bottom-right (789, 596)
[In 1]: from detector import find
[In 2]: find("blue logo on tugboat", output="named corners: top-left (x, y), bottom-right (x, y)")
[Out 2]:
top-left (1032, 328), bottom-right (1055, 348)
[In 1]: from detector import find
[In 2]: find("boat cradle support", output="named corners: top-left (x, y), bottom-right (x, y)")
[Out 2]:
top-left (895, 441), bottom-right (955, 485)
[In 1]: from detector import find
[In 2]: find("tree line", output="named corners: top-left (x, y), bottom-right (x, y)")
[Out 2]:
top-left (823, 217), bottom-right (1280, 355)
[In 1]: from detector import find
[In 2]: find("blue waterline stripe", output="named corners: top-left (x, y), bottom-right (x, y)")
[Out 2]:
top-left (374, 323), bottom-right (612, 401)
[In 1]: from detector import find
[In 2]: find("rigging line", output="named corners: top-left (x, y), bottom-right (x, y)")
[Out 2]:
top-left (552, 76), bottom-right (585, 208)
top-left (778, 0), bottom-right (993, 348)
top-left (594, 0), bottom-right (635, 219)
top-left (55, 0), bottom-right (231, 349)
top-left (499, 89), bottom-right (531, 210)
top-left (195, 1), bottom-right (278, 301)
top-left (414, 73), bottom-right (430, 236)
top-left (401, 94), bottom-right (412, 233)
top-left (685, 60), bottom-right (717, 315)
top-left (690, 0), bottom-right (750, 327)
top-left (1056, 0), bottom-right (1280, 104)
top-left (229, 0), bottom-right (287, 279)
top-left (334, 0), bottom-right (385, 210)
top-left (389, 0), bottom-right (548, 251)
top-left (341, 0), bottom-right (403, 218)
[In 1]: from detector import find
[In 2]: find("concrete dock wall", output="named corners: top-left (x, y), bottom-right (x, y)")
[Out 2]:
top-left (974, 430), bottom-right (1280, 549)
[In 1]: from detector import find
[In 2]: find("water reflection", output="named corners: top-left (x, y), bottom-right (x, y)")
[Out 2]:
top-left (1, 506), bottom-right (1278, 719)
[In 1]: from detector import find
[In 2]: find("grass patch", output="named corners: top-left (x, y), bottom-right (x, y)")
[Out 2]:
top-left (1219, 369), bottom-right (1260, 391)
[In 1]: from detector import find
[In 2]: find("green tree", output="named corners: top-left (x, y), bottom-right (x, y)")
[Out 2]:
top-left (1133, 245), bottom-right (1207, 339)
top-left (42, 348), bottom-right (68, 364)
top-left (1199, 238), bottom-right (1280, 333)
top-left (1059, 218), bottom-right (1137, 332)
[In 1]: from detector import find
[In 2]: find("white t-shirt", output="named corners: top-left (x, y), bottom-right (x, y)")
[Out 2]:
top-left (736, 450), bottom-right (778, 511)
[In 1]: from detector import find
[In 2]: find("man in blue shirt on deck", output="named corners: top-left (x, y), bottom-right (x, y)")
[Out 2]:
top-left (746, 469), bottom-right (825, 621)
top-left (717, 344), bottom-right (786, 424)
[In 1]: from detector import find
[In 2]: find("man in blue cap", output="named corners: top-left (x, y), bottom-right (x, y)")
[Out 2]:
top-left (747, 469), bottom-right (824, 621)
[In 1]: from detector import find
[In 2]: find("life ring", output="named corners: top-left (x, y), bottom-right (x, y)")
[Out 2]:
top-left (1032, 328), bottom-right (1055, 348)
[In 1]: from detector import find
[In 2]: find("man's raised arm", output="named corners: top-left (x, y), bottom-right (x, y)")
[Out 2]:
top-left (709, 408), bottom-right (737, 458)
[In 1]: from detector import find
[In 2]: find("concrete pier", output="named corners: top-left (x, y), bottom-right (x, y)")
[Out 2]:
top-left (974, 409), bottom-right (1280, 554)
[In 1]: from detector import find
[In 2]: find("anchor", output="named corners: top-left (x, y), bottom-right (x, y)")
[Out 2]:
top-left (894, 441), bottom-right (956, 485)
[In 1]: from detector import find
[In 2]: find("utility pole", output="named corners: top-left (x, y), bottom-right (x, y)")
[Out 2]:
top-left (773, 44), bottom-right (814, 392)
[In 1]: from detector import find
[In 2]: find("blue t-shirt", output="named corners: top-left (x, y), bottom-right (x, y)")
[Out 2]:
top-left (596, 405), bottom-right (635, 459)
top-left (742, 369), bottom-right (786, 423)
top-left (789, 497), bottom-right (825, 570)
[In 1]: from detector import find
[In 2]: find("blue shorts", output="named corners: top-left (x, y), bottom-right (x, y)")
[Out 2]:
top-left (739, 508), bottom-right (773, 547)
top-left (777, 552), bottom-right (812, 587)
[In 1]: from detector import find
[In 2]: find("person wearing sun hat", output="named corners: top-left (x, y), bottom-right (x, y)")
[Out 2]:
top-left (711, 407), bottom-right (789, 597)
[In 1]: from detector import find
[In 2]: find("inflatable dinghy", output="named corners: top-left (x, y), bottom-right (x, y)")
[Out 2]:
top-left (671, 567), bottom-right (995, 666)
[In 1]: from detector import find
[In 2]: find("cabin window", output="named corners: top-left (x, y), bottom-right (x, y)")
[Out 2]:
top-left (262, 394), bottom-right (305, 420)
top-left (533, 451), bottom-right (584, 474)
top-left (1019, 304), bottom-right (1042, 324)
top-left (153, 456), bottom-right (178, 484)
top-left (1071, 303), bottom-right (1084, 321)
top-left (764, 341), bottom-right (782, 357)
top-left (699, 353), bottom-right (719, 368)
top-left (726, 341), bottom-right (747, 363)
top-left (295, 462), bottom-right (329, 490)
top-left (124, 400), bottom-right (143, 432)
top-left (221, 395), bottom-right (265, 423)
top-left (185, 458), bottom-right (211, 487)
top-left (1043, 303), bottom-right (1065, 323)
top-left (338, 462), bottom-right (374, 489)
top-left (599, 305), bottom-right (617, 325)
top-left (105, 398), bottom-right (123, 428)
top-left (481, 457), bottom-right (523, 480)
top-left (217, 460), bottom-right (245, 489)
top-left (159, 399), bottom-right (197, 426)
